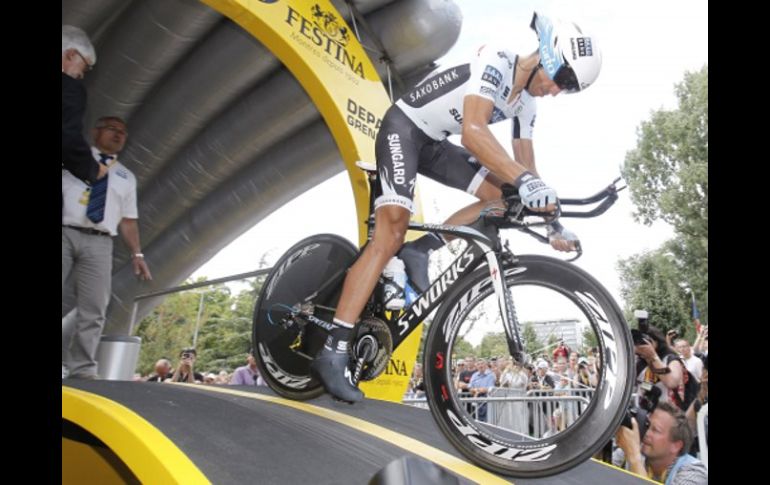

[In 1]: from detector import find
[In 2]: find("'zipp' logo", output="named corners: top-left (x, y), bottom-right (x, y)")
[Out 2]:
top-left (447, 409), bottom-right (557, 461)
top-left (285, 5), bottom-right (364, 79)
top-left (265, 243), bottom-right (320, 299)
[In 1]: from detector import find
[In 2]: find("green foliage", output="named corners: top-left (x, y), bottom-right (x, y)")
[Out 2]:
top-left (477, 332), bottom-right (509, 358)
top-left (522, 323), bottom-right (542, 356)
top-left (617, 249), bottom-right (696, 342)
top-left (620, 65), bottom-right (708, 328)
top-left (451, 337), bottom-right (475, 360)
top-left (134, 276), bottom-right (263, 376)
top-left (581, 326), bottom-right (598, 354)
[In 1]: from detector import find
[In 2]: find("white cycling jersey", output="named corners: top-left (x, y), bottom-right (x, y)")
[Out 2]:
top-left (394, 44), bottom-right (537, 141)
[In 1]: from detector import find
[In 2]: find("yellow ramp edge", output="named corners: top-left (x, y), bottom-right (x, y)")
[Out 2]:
top-left (62, 386), bottom-right (210, 484)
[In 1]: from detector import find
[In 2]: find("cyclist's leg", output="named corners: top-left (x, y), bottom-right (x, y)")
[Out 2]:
top-left (335, 206), bottom-right (410, 322)
top-left (421, 139), bottom-right (504, 226)
top-left (401, 141), bottom-right (504, 289)
top-left (312, 106), bottom-right (421, 402)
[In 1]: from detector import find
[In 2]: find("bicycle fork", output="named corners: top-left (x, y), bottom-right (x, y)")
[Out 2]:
top-left (484, 247), bottom-right (527, 364)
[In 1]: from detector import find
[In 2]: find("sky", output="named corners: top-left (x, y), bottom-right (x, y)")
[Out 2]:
top-left (192, 0), bottom-right (708, 308)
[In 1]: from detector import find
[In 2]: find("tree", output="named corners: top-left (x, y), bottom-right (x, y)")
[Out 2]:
top-left (581, 326), bottom-right (598, 354)
top-left (522, 323), bottom-right (542, 357)
top-left (477, 332), bottom-right (509, 358)
top-left (617, 249), bottom-right (693, 341)
top-left (134, 285), bottom-right (206, 376)
top-left (133, 276), bottom-right (263, 376)
top-left (451, 337), bottom-right (475, 360)
top-left (620, 65), bottom-right (708, 325)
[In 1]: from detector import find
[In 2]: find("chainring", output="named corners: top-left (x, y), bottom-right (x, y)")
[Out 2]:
top-left (351, 316), bottom-right (393, 381)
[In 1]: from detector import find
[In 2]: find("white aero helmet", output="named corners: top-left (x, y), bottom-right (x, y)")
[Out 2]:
top-left (530, 12), bottom-right (602, 93)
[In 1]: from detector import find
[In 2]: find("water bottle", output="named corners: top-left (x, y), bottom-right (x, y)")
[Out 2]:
top-left (404, 281), bottom-right (418, 306)
top-left (382, 256), bottom-right (407, 310)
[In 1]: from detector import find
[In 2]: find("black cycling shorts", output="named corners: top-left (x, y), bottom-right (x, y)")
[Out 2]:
top-left (373, 105), bottom-right (490, 213)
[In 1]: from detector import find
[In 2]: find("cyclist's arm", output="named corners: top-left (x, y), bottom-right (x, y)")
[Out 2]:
top-left (512, 138), bottom-right (537, 175)
top-left (461, 94), bottom-right (529, 184)
top-left (511, 96), bottom-right (538, 175)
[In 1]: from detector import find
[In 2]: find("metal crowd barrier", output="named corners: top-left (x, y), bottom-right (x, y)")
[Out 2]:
top-left (403, 387), bottom-right (595, 440)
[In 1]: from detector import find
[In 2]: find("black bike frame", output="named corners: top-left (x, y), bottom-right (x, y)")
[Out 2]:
top-left (368, 218), bottom-right (523, 359)
top-left (354, 166), bottom-right (621, 360)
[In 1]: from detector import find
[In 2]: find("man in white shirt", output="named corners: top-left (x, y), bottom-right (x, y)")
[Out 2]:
top-left (674, 339), bottom-right (704, 382)
top-left (62, 116), bottom-right (152, 379)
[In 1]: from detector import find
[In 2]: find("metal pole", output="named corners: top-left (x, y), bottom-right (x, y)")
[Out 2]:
top-left (193, 291), bottom-right (205, 348)
top-left (128, 300), bottom-right (139, 335)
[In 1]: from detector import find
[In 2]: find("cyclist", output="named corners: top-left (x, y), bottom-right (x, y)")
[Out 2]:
top-left (311, 11), bottom-right (602, 402)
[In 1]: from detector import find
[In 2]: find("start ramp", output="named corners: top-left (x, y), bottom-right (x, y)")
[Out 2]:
top-left (63, 381), bottom-right (652, 484)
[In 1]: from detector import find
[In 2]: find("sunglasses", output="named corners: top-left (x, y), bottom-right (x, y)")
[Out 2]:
top-left (552, 64), bottom-right (580, 93)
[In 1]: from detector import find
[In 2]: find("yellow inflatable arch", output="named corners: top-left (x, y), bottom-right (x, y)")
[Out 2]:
top-left (202, 0), bottom-right (422, 401)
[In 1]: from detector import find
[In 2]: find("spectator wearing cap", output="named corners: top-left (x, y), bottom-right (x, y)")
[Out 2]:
top-left (230, 351), bottom-right (265, 386)
top-left (529, 360), bottom-right (554, 390)
top-left (455, 356), bottom-right (477, 414)
top-left (456, 356), bottom-right (477, 392)
top-left (529, 360), bottom-right (555, 436)
top-left (575, 357), bottom-right (597, 388)
top-left (170, 348), bottom-right (204, 383)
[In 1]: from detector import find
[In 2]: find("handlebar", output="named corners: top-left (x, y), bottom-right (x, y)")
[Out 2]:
top-left (488, 177), bottom-right (626, 261)
top-left (501, 177), bottom-right (625, 220)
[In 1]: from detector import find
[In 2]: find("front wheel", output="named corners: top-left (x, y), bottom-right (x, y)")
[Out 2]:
top-left (423, 254), bottom-right (634, 477)
top-left (252, 234), bottom-right (358, 400)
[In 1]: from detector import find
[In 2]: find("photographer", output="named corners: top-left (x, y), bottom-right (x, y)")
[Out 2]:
top-left (615, 402), bottom-right (707, 484)
top-left (633, 315), bottom-right (696, 412)
top-left (170, 348), bottom-right (204, 384)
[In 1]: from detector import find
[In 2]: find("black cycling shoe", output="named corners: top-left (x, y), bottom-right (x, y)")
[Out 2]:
top-left (398, 242), bottom-right (431, 294)
top-left (311, 348), bottom-right (364, 403)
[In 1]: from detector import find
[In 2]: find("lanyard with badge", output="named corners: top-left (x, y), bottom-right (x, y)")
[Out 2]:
top-left (79, 157), bottom-right (117, 205)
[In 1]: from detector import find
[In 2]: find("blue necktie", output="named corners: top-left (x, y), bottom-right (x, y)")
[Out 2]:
top-left (86, 153), bottom-right (112, 223)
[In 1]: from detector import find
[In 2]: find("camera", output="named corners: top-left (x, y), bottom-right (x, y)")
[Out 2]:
top-left (182, 352), bottom-right (192, 359)
top-left (631, 328), bottom-right (650, 346)
top-left (637, 382), bottom-right (661, 413)
top-left (622, 384), bottom-right (660, 437)
top-left (631, 309), bottom-right (651, 345)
